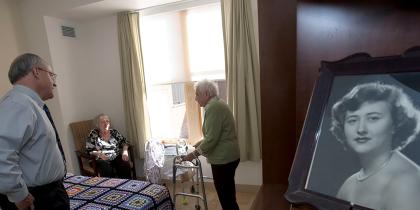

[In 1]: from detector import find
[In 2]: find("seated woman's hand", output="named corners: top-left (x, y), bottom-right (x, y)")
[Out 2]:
top-left (98, 152), bottom-right (108, 160)
top-left (122, 150), bottom-right (129, 161)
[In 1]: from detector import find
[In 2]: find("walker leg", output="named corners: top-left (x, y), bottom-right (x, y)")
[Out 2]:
top-left (173, 159), bottom-right (177, 207)
top-left (198, 162), bottom-right (208, 210)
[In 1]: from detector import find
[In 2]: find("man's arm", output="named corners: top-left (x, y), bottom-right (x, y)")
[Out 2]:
top-left (0, 102), bottom-right (33, 204)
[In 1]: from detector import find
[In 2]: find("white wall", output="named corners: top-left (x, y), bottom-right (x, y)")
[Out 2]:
top-left (76, 15), bottom-right (126, 133)
top-left (42, 15), bottom-right (126, 173)
top-left (44, 15), bottom-right (126, 132)
top-left (43, 16), bottom-right (79, 172)
top-left (0, 0), bottom-right (25, 95)
top-left (198, 156), bottom-right (262, 185)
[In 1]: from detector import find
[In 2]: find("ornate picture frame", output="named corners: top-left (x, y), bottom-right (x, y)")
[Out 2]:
top-left (285, 47), bottom-right (420, 210)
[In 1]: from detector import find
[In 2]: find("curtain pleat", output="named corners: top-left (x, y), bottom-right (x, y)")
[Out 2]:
top-left (117, 12), bottom-right (151, 159)
top-left (221, 0), bottom-right (261, 161)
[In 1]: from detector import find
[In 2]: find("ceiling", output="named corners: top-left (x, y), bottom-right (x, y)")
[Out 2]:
top-left (48, 0), bottom-right (182, 21)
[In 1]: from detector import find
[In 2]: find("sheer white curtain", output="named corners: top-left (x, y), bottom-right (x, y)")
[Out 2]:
top-left (117, 12), bottom-right (151, 159)
top-left (139, 3), bottom-right (225, 142)
top-left (222, 0), bottom-right (261, 161)
top-left (140, 3), bottom-right (225, 84)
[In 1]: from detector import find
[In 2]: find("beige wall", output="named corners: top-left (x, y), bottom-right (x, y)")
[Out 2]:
top-left (42, 15), bottom-right (126, 173)
top-left (0, 0), bottom-right (25, 95)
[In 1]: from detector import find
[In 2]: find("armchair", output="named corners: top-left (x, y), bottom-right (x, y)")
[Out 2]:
top-left (69, 120), bottom-right (137, 178)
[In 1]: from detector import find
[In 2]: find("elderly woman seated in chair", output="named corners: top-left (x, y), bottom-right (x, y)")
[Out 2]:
top-left (85, 113), bottom-right (132, 179)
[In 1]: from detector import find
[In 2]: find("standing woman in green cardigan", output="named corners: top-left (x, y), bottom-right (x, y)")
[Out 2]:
top-left (183, 79), bottom-right (240, 210)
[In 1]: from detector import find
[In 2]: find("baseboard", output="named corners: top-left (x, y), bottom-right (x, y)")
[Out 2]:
top-left (162, 178), bottom-right (260, 193)
top-left (135, 176), bottom-right (147, 181)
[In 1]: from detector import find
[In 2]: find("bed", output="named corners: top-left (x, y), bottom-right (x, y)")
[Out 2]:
top-left (64, 173), bottom-right (174, 210)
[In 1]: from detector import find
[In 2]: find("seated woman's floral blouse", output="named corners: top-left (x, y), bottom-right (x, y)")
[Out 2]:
top-left (85, 128), bottom-right (128, 161)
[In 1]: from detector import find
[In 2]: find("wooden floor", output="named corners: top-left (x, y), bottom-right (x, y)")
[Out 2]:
top-left (163, 180), bottom-right (260, 210)
top-left (250, 184), bottom-right (297, 210)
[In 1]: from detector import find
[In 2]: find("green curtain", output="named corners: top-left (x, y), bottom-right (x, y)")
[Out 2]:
top-left (221, 0), bottom-right (261, 161)
top-left (117, 12), bottom-right (151, 159)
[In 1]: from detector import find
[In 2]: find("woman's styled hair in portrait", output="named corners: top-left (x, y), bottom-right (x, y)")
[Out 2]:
top-left (330, 82), bottom-right (420, 150)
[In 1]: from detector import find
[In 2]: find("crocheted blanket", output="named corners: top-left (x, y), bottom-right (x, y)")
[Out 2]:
top-left (64, 174), bottom-right (173, 209)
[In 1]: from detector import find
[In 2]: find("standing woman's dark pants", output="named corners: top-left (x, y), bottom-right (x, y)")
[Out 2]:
top-left (211, 159), bottom-right (240, 210)
top-left (0, 179), bottom-right (70, 210)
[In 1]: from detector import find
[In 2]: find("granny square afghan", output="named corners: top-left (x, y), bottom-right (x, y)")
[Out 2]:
top-left (64, 174), bottom-right (173, 210)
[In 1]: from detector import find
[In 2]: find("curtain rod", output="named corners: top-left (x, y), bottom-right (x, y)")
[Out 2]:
top-left (129, 0), bottom-right (218, 14)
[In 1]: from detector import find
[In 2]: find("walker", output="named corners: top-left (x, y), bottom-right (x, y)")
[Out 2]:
top-left (144, 138), bottom-right (188, 184)
top-left (172, 156), bottom-right (208, 210)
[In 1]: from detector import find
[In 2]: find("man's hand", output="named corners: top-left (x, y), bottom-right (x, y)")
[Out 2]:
top-left (122, 150), bottom-right (129, 161)
top-left (15, 193), bottom-right (34, 210)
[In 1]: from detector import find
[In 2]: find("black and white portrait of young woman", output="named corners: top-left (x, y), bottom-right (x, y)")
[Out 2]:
top-left (305, 73), bottom-right (420, 210)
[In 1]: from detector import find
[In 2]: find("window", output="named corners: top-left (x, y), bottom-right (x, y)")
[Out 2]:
top-left (140, 1), bottom-right (226, 143)
top-left (171, 83), bottom-right (185, 105)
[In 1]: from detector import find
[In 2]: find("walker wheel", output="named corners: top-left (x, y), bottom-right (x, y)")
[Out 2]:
top-left (195, 204), bottom-right (201, 210)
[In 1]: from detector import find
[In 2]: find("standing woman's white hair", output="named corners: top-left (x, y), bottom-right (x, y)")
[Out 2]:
top-left (195, 79), bottom-right (219, 97)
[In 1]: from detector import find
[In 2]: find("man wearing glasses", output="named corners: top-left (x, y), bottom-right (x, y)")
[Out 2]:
top-left (0, 53), bottom-right (69, 210)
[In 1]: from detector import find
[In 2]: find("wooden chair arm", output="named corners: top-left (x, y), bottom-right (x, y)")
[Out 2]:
top-left (75, 147), bottom-right (136, 179)
top-left (124, 145), bottom-right (137, 179)
top-left (75, 150), bottom-right (98, 176)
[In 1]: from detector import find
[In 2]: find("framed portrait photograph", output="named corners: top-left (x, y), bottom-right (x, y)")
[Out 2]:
top-left (285, 47), bottom-right (420, 210)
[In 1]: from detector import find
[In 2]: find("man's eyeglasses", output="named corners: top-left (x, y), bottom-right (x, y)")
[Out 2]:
top-left (37, 67), bottom-right (57, 80)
